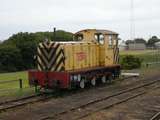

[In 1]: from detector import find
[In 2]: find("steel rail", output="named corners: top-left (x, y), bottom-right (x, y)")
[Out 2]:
top-left (40, 79), bottom-right (160, 120)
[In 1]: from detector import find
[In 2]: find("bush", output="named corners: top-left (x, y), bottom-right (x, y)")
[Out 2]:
top-left (120, 55), bottom-right (142, 70)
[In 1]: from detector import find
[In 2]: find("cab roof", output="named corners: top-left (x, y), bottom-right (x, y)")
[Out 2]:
top-left (75, 29), bottom-right (118, 35)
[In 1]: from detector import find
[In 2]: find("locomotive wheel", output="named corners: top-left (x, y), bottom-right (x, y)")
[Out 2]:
top-left (91, 77), bottom-right (96, 86)
top-left (101, 76), bottom-right (106, 84)
top-left (79, 79), bottom-right (85, 89)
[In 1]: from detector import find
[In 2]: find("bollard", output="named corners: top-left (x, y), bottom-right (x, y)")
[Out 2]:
top-left (19, 79), bottom-right (23, 89)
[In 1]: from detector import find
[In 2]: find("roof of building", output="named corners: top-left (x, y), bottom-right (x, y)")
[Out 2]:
top-left (128, 42), bottom-right (146, 45)
top-left (75, 29), bottom-right (118, 35)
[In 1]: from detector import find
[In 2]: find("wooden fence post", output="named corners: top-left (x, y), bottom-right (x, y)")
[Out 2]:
top-left (19, 79), bottom-right (23, 89)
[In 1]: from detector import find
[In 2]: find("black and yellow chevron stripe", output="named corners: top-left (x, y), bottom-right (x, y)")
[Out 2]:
top-left (37, 42), bottom-right (65, 72)
top-left (113, 46), bottom-right (119, 64)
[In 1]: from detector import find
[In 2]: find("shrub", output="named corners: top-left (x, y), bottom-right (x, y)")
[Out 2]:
top-left (120, 55), bottom-right (142, 70)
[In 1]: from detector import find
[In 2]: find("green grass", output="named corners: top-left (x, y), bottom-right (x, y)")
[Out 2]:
top-left (120, 50), bottom-right (160, 69)
top-left (0, 71), bottom-right (28, 89)
top-left (0, 71), bottom-right (35, 98)
top-left (120, 50), bottom-right (159, 55)
top-left (0, 71), bottom-right (27, 81)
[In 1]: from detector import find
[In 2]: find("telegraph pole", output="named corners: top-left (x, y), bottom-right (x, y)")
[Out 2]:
top-left (130, 0), bottom-right (136, 49)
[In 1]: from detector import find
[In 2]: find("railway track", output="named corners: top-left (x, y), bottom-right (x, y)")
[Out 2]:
top-left (0, 76), bottom-right (159, 120)
top-left (0, 76), bottom-right (134, 113)
top-left (150, 112), bottom-right (160, 120)
top-left (40, 79), bottom-right (160, 120)
top-left (0, 94), bottom-right (52, 112)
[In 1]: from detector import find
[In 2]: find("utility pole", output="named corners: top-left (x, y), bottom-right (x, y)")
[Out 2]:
top-left (130, 0), bottom-right (136, 49)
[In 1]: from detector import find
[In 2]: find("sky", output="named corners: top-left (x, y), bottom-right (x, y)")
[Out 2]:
top-left (0, 0), bottom-right (160, 41)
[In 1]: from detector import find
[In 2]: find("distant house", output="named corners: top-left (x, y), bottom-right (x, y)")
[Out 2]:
top-left (125, 38), bottom-right (147, 50)
top-left (127, 43), bottom-right (146, 50)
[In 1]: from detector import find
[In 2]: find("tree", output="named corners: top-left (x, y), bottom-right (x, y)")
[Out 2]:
top-left (0, 44), bottom-right (23, 72)
top-left (0, 30), bottom-right (73, 72)
top-left (147, 36), bottom-right (160, 47)
top-left (134, 38), bottom-right (146, 44)
top-left (125, 40), bottom-right (133, 45)
top-left (126, 38), bottom-right (146, 45)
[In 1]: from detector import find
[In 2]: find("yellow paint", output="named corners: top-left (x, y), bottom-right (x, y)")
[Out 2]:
top-left (38, 29), bottom-right (119, 71)
top-left (64, 29), bottom-right (119, 70)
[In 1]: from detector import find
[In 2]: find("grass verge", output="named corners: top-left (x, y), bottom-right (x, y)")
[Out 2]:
top-left (0, 71), bottom-right (35, 99)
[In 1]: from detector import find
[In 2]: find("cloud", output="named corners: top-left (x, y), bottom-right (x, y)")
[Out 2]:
top-left (0, 0), bottom-right (160, 40)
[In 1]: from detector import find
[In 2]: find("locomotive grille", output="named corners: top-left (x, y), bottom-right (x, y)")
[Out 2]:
top-left (37, 42), bottom-right (65, 72)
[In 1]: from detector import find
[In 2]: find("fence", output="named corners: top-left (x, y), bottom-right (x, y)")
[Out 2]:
top-left (0, 79), bottom-right (23, 89)
top-left (142, 49), bottom-right (160, 67)
top-left (0, 78), bottom-right (35, 97)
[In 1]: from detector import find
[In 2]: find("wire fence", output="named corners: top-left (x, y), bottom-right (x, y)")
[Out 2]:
top-left (142, 49), bottom-right (160, 67)
top-left (127, 49), bottom-right (160, 67)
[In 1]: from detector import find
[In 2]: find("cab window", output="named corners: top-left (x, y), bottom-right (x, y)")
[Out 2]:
top-left (108, 35), bottom-right (113, 48)
top-left (75, 34), bottom-right (83, 41)
top-left (95, 34), bottom-right (104, 45)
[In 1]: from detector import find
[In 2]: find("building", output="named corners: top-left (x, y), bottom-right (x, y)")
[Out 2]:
top-left (127, 43), bottom-right (146, 50)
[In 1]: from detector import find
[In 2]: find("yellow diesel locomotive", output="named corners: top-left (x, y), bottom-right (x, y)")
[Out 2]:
top-left (28, 29), bottom-right (120, 89)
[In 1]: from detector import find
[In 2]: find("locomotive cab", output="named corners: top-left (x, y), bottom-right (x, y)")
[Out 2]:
top-left (75, 29), bottom-right (119, 66)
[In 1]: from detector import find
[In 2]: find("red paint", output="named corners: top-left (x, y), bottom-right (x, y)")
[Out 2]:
top-left (76, 52), bottom-right (86, 61)
top-left (28, 70), bottom-right (70, 89)
top-left (28, 65), bottom-right (121, 89)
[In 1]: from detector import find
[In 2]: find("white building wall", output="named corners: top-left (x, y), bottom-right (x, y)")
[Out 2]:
top-left (128, 43), bottom-right (146, 50)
